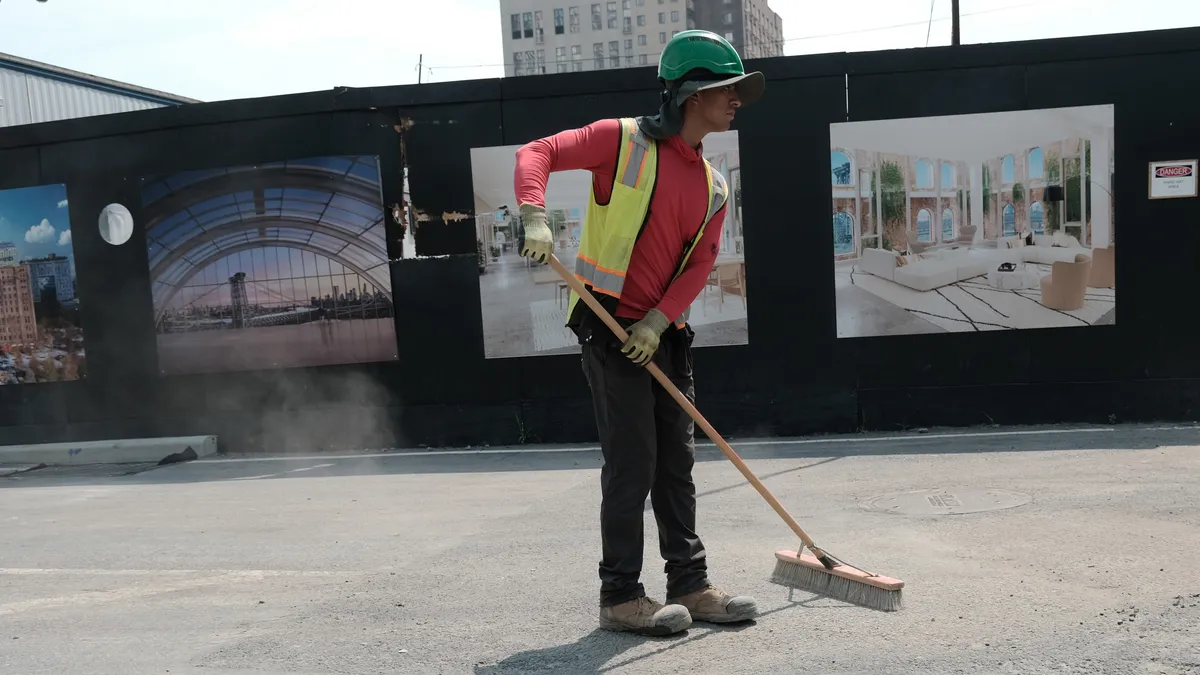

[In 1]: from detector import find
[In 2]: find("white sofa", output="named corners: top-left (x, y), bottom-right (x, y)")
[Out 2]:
top-left (858, 233), bottom-right (1091, 292)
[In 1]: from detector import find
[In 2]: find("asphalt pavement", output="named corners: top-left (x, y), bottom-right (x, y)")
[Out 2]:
top-left (1, 423), bottom-right (1198, 674)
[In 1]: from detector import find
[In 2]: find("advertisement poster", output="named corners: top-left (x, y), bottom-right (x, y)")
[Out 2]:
top-left (831, 104), bottom-right (1116, 338)
top-left (470, 130), bottom-right (747, 359)
top-left (0, 183), bottom-right (86, 385)
top-left (140, 155), bottom-right (397, 375)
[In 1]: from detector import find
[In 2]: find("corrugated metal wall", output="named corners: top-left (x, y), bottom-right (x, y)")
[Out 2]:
top-left (0, 66), bottom-right (166, 128)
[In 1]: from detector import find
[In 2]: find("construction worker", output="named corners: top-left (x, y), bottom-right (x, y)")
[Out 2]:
top-left (513, 30), bottom-right (764, 636)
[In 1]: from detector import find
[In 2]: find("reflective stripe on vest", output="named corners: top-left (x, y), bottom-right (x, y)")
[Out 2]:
top-left (670, 161), bottom-right (728, 329)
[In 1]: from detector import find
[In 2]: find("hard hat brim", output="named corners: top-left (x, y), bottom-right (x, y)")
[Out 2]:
top-left (674, 71), bottom-right (766, 107)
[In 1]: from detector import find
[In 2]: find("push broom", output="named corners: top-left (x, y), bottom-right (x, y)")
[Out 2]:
top-left (546, 254), bottom-right (904, 612)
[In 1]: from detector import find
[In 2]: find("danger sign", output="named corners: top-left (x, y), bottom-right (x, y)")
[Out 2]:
top-left (1149, 159), bottom-right (1198, 199)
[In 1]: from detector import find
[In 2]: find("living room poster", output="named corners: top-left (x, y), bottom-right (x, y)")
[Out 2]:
top-left (830, 104), bottom-right (1116, 339)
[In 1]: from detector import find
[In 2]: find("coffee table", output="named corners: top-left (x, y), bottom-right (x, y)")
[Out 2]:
top-left (986, 264), bottom-right (1040, 290)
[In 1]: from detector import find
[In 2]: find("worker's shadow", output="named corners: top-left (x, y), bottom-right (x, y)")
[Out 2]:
top-left (474, 617), bottom-right (759, 674)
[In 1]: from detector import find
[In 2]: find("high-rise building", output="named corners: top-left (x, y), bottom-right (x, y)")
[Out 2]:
top-left (690, 0), bottom-right (783, 60)
top-left (501, 0), bottom-right (780, 77)
top-left (0, 265), bottom-right (38, 347)
top-left (23, 253), bottom-right (75, 303)
top-left (0, 242), bottom-right (16, 268)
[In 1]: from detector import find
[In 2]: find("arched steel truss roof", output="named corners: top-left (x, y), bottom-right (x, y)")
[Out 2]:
top-left (141, 156), bottom-right (390, 316)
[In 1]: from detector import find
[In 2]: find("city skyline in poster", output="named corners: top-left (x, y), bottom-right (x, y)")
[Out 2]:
top-left (0, 182), bottom-right (87, 385)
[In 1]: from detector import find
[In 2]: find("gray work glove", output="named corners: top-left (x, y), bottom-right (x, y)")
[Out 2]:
top-left (519, 203), bottom-right (554, 263)
top-left (621, 308), bottom-right (670, 366)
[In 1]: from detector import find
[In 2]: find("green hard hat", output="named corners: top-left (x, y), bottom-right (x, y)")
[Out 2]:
top-left (657, 30), bottom-right (765, 106)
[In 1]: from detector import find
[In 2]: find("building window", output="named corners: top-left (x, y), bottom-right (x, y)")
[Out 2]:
top-left (592, 4), bottom-right (602, 29)
top-left (1029, 147), bottom-right (1044, 181)
top-left (722, 11), bottom-right (732, 24)
top-left (570, 6), bottom-right (580, 32)
top-left (1002, 203), bottom-right (1016, 235)
top-left (637, 0), bottom-right (645, 5)
top-left (624, 16), bottom-right (632, 32)
top-left (639, 53), bottom-right (648, 64)
top-left (511, 14), bottom-right (521, 39)
top-left (572, 61), bottom-right (584, 71)
top-left (609, 40), bottom-right (620, 67)
top-left (942, 208), bottom-right (954, 241)
top-left (594, 42), bottom-right (604, 68)
top-left (607, 1), bottom-right (617, 27)
top-left (623, 0), bottom-right (630, 7)
top-left (554, 8), bottom-right (565, 34)
top-left (535, 10), bottom-right (545, 43)
top-left (624, 38), bottom-right (633, 50)
top-left (671, 10), bottom-right (679, 20)
top-left (915, 159), bottom-right (934, 189)
top-left (917, 209), bottom-right (933, 242)
top-left (833, 212), bottom-right (854, 256)
top-left (522, 12), bottom-right (534, 37)
top-left (556, 46), bottom-right (567, 60)
top-left (572, 44), bottom-right (582, 57)
top-left (724, 31), bottom-right (734, 41)
top-left (1002, 155), bottom-right (1015, 184)
top-left (513, 51), bottom-right (524, 74)
top-left (1030, 201), bottom-right (1045, 234)
top-left (557, 62), bottom-right (568, 73)
top-left (941, 161), bottom-right (955, 188)
top-left (638, 33), bottom-right (647, 45)
top-left (637, 14), bottom-right (645, 25)
top-left (659, 31), bottom-right (666, 43)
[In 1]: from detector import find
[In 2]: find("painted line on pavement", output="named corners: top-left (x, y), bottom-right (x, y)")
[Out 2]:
top-left (185, 424), bottom-right (1197, 465)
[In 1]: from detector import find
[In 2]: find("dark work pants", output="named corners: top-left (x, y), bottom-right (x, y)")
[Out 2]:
top-left (581, 322), bottom-right (709, 607)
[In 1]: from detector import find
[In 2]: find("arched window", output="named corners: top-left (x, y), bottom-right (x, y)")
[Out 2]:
top-left (1002, 203), bottom-right (1016, 236)
top-left (1028, 147), bottom-right (1044, 181)
top-left (941, 208), bottom-right (953, 241)
top-left (941, 162), bottom-right (955, 188)
top-left (831, 151), bottom-right (852, 186)
top-left (833, 212), bottom-right (854, 255)
top-left (915, 159), bottom-right (934, 189)
top-left (1030, 201), bottom-right (1045, 234)
top-left (1002, 155), bottom-right (1015, 184)
top-left (917, 208), bottom-right (932, 242)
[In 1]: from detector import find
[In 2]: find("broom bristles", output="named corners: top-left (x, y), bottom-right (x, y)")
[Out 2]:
top-left (770, 552), bottom-right (904, 612)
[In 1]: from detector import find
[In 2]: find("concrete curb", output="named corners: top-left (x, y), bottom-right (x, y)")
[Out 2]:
top-left (0, 436), bottom-right (218, 466)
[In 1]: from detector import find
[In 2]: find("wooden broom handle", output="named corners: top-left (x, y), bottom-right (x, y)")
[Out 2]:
top-left (547, 255), bottom-right (822, 553)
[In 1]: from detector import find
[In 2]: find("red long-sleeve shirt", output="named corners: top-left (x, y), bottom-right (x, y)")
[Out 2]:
top-left (513, 118), bottom-right (726, 324)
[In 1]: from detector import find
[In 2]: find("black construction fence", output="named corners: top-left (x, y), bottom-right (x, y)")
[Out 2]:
top-left (1, 27), bottom-right (1198, 453)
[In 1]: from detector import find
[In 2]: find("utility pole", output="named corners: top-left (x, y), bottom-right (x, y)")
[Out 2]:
top-left (951, 0), bottom-right (961, 46)
top-left (417, 54), bottom-right (423, 83)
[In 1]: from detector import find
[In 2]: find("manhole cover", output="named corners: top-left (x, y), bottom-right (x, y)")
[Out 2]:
top-left (861, 488), bottom-right (1032, 516)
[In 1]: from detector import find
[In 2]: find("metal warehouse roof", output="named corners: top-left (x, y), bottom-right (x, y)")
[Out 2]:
top-left (0, 50), bottom-right (199, 127)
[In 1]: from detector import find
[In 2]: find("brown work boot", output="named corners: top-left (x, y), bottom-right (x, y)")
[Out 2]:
top-left (667, 584), bottom-right (757, 623)
top-left (598, 596), bottom-right (692, 636)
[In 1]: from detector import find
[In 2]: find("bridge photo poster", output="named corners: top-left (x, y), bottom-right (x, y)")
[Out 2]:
top-left (139, 154), bottom-right (397, 376)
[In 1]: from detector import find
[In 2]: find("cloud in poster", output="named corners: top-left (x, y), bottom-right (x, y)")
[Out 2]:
top-left (59, 230), bottom-right (72, 246)
top-left (58, 199), bottom-right (68, 209)
top-left (25, 219), bottom-right (55, 244)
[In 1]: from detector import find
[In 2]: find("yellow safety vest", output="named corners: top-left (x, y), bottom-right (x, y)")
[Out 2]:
top-left (567, 117), bottom-right (728, 331)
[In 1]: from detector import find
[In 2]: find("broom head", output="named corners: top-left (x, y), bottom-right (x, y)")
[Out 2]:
top-left (770, 549), bottom-right (904, 612)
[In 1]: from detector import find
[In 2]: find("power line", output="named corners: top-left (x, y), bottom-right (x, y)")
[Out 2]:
top-left (426, 0), bottom-right (1057, 72)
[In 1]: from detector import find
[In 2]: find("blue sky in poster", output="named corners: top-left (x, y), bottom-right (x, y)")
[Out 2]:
top-left (0, 183), bottom-right (76, 274)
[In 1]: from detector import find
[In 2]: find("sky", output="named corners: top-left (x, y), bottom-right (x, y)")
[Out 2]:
top-left (0, 183), bottom-right (76, 264)
top-left (1, 0), bottom-right (1198, 102)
